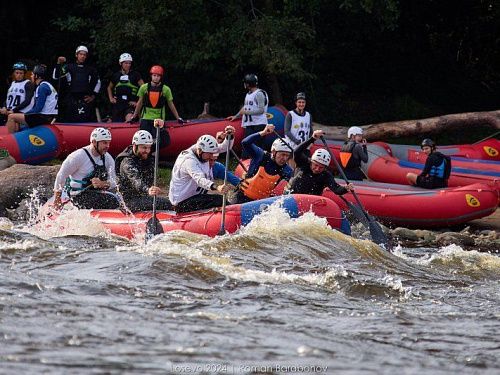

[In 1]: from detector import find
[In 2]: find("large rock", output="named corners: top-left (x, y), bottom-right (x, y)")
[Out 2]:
top-left (0, 148), bottom-right (16, 171)
top-left (0, 164), bottom-right (60, 209)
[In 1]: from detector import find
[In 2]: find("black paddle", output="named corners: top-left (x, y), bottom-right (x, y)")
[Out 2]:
top-left (231, 149), bottom-right (248, 173)
top-left (273, 130), bottom-right (294, 154)
top-left (218, 134), bottom-right (232, 235)
top-left (145, 123), bottom-right (164, 242)
top-left (320, 136), bottom-right (389, 247)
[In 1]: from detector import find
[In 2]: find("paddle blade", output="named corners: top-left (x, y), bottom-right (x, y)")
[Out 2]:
top-left (367, 218), bottom-right (389, 247)
top-left (345, 201), bottom-right (369, 228)
top-left (145, 216), bottom-right (164, 242)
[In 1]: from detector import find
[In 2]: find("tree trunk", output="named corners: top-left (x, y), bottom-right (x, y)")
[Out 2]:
top-left (321, 109), bottom-right (500, 141)
top-left (267, 73), bottom-right (283, 105)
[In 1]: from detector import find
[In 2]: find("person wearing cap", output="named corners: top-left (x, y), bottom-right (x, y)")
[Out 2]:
top-left (284, 92), bottom-right (313, 148)
top-left (339, 126), bottom-right (368, 180)
top-left (114, 129), bottom-right (172, 211)
top-left (5, 64), bottom-right (58, 133)
top-left (285, 129), bottom-right (353, 196)
top-left (130, 65), bottom-right (184, 149)
top-left (53, 127), bottom-right (119, 210)
top-left (0, 62), bottom-right (35, 124)
top-left (53, 45), bottom-right (101, 122)
top-left (107, 53), bottom-right (144, 122)
top-left (168, 126), bottom-right (238, 213)
top-left (406, 139), bottom-right (451, 189)
top-left (226, 73), bottom-right (269, 158)
top-left (234, 124), bottom-right (293, 203)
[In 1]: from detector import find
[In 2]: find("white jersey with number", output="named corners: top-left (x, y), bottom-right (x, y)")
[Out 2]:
top-left (36, 81), bottom-right (58, 115)
top-left (285, 110), bottom-right (312, 146)
top-left (242, 89), bottom-right (268, 128)
top-left (169, 138), bottom-right (234, 205)
top-left (6, 80), bottom-right (33, 112)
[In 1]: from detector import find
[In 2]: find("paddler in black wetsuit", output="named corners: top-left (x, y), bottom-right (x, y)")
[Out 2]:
top-left (115, 129), bottom-right (172, 212)
top-left (285, 129), bottom-right (354, 196)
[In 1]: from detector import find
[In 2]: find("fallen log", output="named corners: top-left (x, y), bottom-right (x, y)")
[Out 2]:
top-left (320, 109), bottom-right (500, 141)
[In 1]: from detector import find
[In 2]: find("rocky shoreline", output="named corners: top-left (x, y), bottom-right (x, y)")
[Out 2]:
top-left (0, 163), bottom-right (498, 250)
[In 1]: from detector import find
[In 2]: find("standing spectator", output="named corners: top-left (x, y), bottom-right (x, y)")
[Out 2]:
top-left (5, 64), bottom-right (58, 133)
top-left (284, 92), bottom-right (312, 148)
top-left (130, 65), bottom-right (184, 148)
top-left (339, 126), bottom-right (368, 181)
top-left (227, 73), bottom-right (269, 158)
top-left (0, 62), bottom-right (35, 124)
top-left (107, 53), bottom-right (144, 122)
top-left (53, 45), bottom-right (101, 122)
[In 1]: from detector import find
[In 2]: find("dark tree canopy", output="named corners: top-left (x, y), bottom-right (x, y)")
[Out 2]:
top-left (1, 0), bottom-right (499, 126)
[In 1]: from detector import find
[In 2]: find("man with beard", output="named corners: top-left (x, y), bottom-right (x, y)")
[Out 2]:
top-left (53, 127), bottom-right (119, 210)
top-left (115, 129), bottom-right (172, 211)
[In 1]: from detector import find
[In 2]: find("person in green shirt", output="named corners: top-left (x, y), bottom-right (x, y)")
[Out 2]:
top-left (130, 65), bottom-right (184, 148)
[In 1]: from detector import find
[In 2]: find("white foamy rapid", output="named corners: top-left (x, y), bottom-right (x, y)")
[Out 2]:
top-left (118, 203), bottom-right (354, 288)
top-left (23, 202), bottom-right (111, 240)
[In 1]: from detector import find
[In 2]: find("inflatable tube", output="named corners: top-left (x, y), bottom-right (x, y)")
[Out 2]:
top-left (234, 162), bottom-right (498, 228)
top-left (0, 106), bottom-right (286, 165)
top-left (41, 194), bottom-right (350, 239)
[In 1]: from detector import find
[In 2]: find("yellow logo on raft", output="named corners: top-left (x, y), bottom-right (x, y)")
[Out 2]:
top-left (483, 146), bottom-right (499, 157)
top-left (29, 135), bottom-right (45, 147)
top-left (465, 194), bottom-right (480, 207)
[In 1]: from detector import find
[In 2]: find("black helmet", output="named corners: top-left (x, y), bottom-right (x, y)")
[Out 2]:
top-left (33, 64), bottom-right (47, 79)
top-left (295, 92), bottom-right (306, 101)
top-left (243, 73), bottom-right (258, 87)
top-left (421, 138), bottom-right (435, 149)
top-left (12, 62), bottom-right (27, 71)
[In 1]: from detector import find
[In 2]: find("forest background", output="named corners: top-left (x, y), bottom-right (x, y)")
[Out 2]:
top-left (1, 0), bottom-right (498, 129)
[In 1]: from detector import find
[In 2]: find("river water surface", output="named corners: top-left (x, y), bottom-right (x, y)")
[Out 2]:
top-left (0, 206), bottom-right (499, 374)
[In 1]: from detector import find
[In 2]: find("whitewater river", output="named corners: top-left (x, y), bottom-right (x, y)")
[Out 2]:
top-left (0, 206), bottom-right (499, 374)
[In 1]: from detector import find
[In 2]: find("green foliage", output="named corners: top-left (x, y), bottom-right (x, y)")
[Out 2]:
top-left (1, 0), bottom-right (499, 127)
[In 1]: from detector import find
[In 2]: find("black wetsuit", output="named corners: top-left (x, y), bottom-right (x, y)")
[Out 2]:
top-left (115, 146), bottom-right (172, 211)
top-left (286, 137), bottom-right (348, 196)
top-left (416, 151), bottom-right (451, 189)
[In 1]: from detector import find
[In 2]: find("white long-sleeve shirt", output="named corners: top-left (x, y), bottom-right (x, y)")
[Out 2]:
top-left (168, 138), bottom-right (233, 205)
top-left (54, 145), bottom-right (117, 195)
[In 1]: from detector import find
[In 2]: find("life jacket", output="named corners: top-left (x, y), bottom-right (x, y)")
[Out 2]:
top-left (114, 72), bottom-right (139, 100)
top-left (240, 166), bottom-right (281, 200)
top-left (142, 82), bottom-right (166, 116)
top-left (429, 152), bottom-right (452, 179)
top-left (65, 148), bottom-right (108, 194)
top-left (339, 141), bottom-right (358, 169)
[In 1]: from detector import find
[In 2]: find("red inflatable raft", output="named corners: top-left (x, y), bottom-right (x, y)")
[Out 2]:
top-left (42, 194), bottom-right (350, 239)
top-left (360, 144), bottom-right (500, 191)
top-left (235, 163), bottom-right (498, 228)
top-left (0, 106), bottom-right (287, 164)
top-left (378, 139), bottom-right (500, 161)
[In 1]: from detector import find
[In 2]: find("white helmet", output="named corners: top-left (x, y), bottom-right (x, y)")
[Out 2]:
top-left (119, 53), bottom-right (133, 63)
top-left (132, 130), bottom-right (153, 145)
top-left (347, 126), bottom-right (363, 138)
top-left (76, 45), bottom-right (89, 54)
top-left (196, 135), bottom-right (219, 153)
top-left (311, 149), bottom-right (331, 166)
top-left (90, 127), bottom-right (112, 143)
top-left (271, 138), bottom-right (292, 153)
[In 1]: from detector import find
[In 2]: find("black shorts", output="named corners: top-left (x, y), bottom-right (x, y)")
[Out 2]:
top-left (24, 113), bottom-right (56, 128)
top-left (416, 175), bottom-right (447, 189)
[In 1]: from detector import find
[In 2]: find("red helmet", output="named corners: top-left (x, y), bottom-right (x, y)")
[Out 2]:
top-left (150, 65), bottom-right (164, 76)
